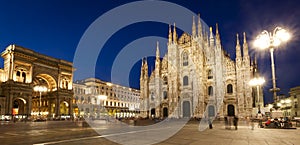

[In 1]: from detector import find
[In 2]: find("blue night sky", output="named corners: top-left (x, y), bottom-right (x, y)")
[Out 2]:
top-left (0, 0), bottom-right (299, 104)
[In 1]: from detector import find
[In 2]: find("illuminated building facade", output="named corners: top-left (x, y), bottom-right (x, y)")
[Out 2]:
top-left (0, 44), bottom-right (74, 119)
top-left (140, 15), bottom-right (262, 119)
top-left (73, 78), bottom-right (140, 118)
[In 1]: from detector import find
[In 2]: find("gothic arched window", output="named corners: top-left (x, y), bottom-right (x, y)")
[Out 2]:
top-left (88, 96), bottom-right (91, 104)
top-left (208, 69), bottom-right (213, 79)
top-left (163, 91), bottom-right (168, 100)
top-left (182, 51), bottom-right (188, 66)
top-left (208, 86), bottom-right (213, 96)
top-left (227, 84), bottom-right (233, 94)
top-left (163, 76), bottom-right (168, 85)
top-left (16, 71), bottom-right (21, 77)
top-left (183, 76), bottom-right (189, 86)
top-left (81, 96), bottom-right (84, 103)
top-left (151, 92), bottom-right (154, 101)
top-left (75, 96), bottom-right (79, 103)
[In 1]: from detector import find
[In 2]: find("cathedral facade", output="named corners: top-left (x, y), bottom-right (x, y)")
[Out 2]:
top-left (140, 15), bottom-right (262, 119)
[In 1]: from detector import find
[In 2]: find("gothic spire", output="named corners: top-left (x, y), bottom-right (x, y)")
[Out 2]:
top-left (192, 16), bottom-right (196, 37)
top-left (168, 24), bottom-right (172, 44)
top-left (155, 41), bottom-right (161, 73)
top-left (144, 57), bottom-right (148, 78)
top-left (243, 32), bottom-right (249, 57)
top-left (197, 13), bottom-right (202, 38)
top-left (140, 58), bottom-right (145, 79)
top-left (236, 33), bottom-right (241, 58)
top-left (156, 41), bottom-right (160, 60)
top-left (173, 23), bottom-right (177, 44)
top-left (209, 27), bottom-right (214, 46)
top-left (215, 23), bottom-right (221, 45)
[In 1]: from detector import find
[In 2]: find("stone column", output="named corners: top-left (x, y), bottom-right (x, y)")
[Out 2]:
top-left (27, 95), bottom-right (32, 116)
top-left (55, 97), bottom-right (60, 117)
top-left (69, 97), bottom-right (73, 117)
top-left (6, 93), bottom-right (13, 115)
top-left (47, 99), bottom-right (52, 118)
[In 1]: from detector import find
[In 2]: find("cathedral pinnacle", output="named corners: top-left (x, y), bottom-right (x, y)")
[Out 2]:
top-left (215, 23), bottom-right (221, 45)
top-left (243, 32), bottom-right (249, 57)
top-left (173, 23), bottom-right (177, 44)
top-left (243, 32), bottom-right (247, 43)
top-left (209, 27), bottom-right (214, 46)
top-left (192, 16), bottom-right (196, 37)
top-left (156, 41), bottom-right (160, 59)
top-left (197, 13), bottom-right (202, 38)
top-left (168, 24), bottom-right (172, 44)
top-left (236, 33), bottom-right (241, 58)
top-left (236, 33), bottom-right (240, 45)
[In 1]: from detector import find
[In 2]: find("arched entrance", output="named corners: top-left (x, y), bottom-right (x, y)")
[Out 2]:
top-left (33, 74), bottom-right (57, 92)
top-left (12, 98), bottom-right (26, 115)
top-left (208, 105), bottom-right (215, 117)
top-left (60, 101), bottom-right (69, 115)
top-left (182, 101), bottom-right (190, 118)
top-left (227, 104), bottom-right (235, 116)
top-left (150, 108), bottom-right (155, 118)
top-left (163, 107), bottom-right (168, 118)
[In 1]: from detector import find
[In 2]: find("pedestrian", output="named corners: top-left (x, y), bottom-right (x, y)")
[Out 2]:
top-left (233, 115), bottom-right (238, 130)
top-left (228, 116), bottom-right (232, 129)
top-left (208, 118), bottom-right (213, 129)
top-left (251, 118), bottom-right (255, 130)
top-left (224, 116), bottom-right (228, 129)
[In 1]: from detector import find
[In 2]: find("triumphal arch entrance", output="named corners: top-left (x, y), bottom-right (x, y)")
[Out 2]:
top-left (0, 44), bottom-right (74, 119)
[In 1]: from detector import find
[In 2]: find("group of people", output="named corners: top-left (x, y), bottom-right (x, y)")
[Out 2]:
top-left (265, 117), bottom-right (292, 128)
top-left (224, 115), bottom-right (239, 130)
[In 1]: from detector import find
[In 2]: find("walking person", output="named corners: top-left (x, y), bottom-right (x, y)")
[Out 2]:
top-left (208, 118), bottom-right (213, 129)
top-left (233, 115), bottom-right (238, 130)
top-left (224, 116), bottom-right (228, 129)
top-left (250, 117), bottom-right (255, 130)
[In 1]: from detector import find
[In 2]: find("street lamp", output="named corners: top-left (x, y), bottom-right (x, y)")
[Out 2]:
top-left (33, 85), bottom-right (48, 116)
top-left (254, 27), bottom-right (291, 103)
top-left (97, 95), bottom-right (107, 118)
top-left (249, 77), bottom-right (265, 114)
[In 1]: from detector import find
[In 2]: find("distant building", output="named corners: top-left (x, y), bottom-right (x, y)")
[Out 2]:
top-left (289, 86), bottom-right (300, 117)
top-left (73, 78), bottom-right (140, 118)
top-left (0, 44), bottom-right (74, 119)
top-left (271, 86), bottom-right (300, 118)
top-left (140, 15), bottom-right (262, 119)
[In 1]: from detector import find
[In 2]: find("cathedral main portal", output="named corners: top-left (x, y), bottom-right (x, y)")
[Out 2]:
top-left (182, 101), bottom-right (191, 118)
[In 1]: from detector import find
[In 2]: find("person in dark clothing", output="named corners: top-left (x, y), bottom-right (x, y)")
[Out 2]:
top-left (224, 116), bottom-right (228, 129)
top-left (209, 118), bottom-right (213, 129)
top-left (233, 115), bottom-right (238, 130)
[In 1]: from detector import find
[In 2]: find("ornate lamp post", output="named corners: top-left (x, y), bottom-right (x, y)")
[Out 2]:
top-left (249, 77), bottom-right (265, 114)
top-left (33, 86), bottom-right (47, 116)
top-left (254, 27), bottom-right (291, 103)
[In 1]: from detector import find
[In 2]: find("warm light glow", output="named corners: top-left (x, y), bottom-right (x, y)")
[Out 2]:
top-left (268, 104), bottom-right (273, 109)
top-left (254, 32), bottom-right (270, 50)
top-left (285, 99), bottom-right (291, 104)
top-left (249, 77), bottom-right (265, 86)
top-left (277, 103), bottom-right (282, 107)
top-left (97, 95), bottom-right (107, 100)
top-left (280, 100), bottom-right (285, 103)
top-left (254, 27), bottom-right (291, 50)
top-left (275, 28), bottom-right (291, 42)
top-left (106, 83), bottom-right (112, 86)
top-left (33, 85), bottom-right (48, 92)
